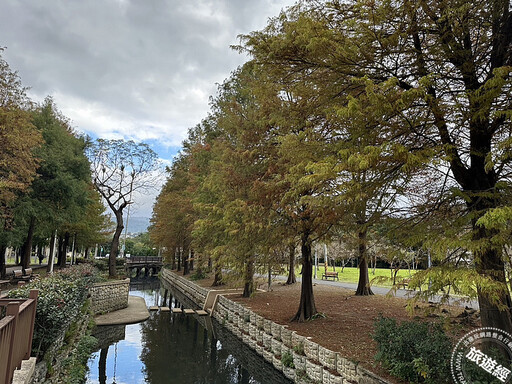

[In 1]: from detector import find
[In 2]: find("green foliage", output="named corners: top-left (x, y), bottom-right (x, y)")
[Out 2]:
top-left (125, 232), bottom-right (158, 256)
top-left (61, 334), bottom-right (98, 384)
top-left (372, 316), bottom-right (452, 383)
top-left (295, 368), bottom-right (315, 383)
top-left (309, 312), bottom-right (327, 321)
top-left (93, 259), bottom-right (108, 272)
top-left (189, 268), bottom-right (207, 281)
top-left (293, 342), bottom-right (305, 356)
top-left (93, 258), bottom-right (124, 273)
top-left (7, 264), bottom-right (100, 358)
top-left (282, 351), bottom-right (295, 368)
top-left (0, 49), bottom-right (41, 211)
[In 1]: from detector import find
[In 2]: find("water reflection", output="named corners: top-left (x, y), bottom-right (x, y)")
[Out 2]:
top-left (87, 280), bottom-right (290, 384)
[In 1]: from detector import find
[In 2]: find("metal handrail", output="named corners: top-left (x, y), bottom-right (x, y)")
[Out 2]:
top-left (126, 256), bottom-right (163, 263)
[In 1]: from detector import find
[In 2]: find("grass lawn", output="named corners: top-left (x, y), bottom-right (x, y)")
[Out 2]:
top-left (281, 265), bottom-right (417, 287)
top-left (5, 255), bottom-right (50, 266)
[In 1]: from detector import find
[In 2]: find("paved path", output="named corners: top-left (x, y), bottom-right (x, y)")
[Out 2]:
top-left (264, 273), bottom-right (479, 310)
top-left (95, 296), bottom-right (149, 325)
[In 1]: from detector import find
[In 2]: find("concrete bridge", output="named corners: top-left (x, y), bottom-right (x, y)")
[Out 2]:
top-left (125, 256), bottom-right (163, 278)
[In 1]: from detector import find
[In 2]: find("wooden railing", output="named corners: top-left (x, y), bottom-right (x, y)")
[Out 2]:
top-left (0, 290), bottom-right (38, 384)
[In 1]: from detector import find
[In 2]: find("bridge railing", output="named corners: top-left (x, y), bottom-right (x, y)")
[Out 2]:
top-left (0, 289), bottom-right (38, 384)
top-left (126, 256), bottom-right (162, 264)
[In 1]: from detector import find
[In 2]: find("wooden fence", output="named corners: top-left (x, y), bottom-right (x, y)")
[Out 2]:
top-left (0, 290), bottom-right (38, 384)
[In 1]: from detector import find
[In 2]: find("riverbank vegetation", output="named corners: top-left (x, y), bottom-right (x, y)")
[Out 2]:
top-left (7, 264), bottom-right (100, 359)
top-left (6, 264), bottom-right (103, 382)
top-left (151, 0), bottom-right (512, 333)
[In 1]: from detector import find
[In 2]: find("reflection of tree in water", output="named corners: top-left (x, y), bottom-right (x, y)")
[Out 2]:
top-left (99, 347), bottom-right (108, 384)
top-left (139, 313), bottom-right (255, 384)
top-left (98, 344), bottom-right (120, 384)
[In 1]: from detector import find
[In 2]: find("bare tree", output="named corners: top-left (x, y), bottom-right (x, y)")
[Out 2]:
top-left (88, 139), bottom-right (159, 277)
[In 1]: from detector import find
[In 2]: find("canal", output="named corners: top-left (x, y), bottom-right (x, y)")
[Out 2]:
top-left (86, 278), bottom-right (291, 384)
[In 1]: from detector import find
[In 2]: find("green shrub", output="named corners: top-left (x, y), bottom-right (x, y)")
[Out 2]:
top-left (62, 334), bottom-right (98, 384)
top-left (7, 264), bottom-right (101, 359)
top-left (282, 351), bottom-right (295, 368)
top-left (293, 342), bottom-right (305, 355)
top-left (372, 316), bottom-right (452, 384)
top-left (74, 257), bottom-right (92, 265)
top-left (93, 259), bottom-right (108, 272)
top-left (189, 268), bottom-right (207, 281)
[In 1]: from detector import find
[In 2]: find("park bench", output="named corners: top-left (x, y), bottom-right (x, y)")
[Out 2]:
top-left (12, 268), bottom-right (33, 282)
top-left (322, 271), bottom-right (339, 281)
top-left (0, 279), bottom-right (9, 290)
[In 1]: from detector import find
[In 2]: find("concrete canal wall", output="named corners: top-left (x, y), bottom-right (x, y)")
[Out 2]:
top-left (161, 269), bottom-right (391, 384)
top-left (89, 278), bottom-right (130, 315)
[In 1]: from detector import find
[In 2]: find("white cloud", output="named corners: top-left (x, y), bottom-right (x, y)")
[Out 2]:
top-left (0, 0), bottom-right (297, 217)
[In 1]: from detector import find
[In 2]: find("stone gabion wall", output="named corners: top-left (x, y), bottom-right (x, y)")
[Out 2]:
top-left (160, 269), bottom-right (208, 307)
top-left (89, 279), bottom-right (129, 315)
top-left (31, 304), bottom-right (92, 384)
top-left (92, 324), bottom-right (126, 350)
top-left (163, 269), bottom-right (392, 384)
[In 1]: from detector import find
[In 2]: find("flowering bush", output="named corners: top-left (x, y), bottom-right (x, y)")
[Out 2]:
top-left (8, 264), bottom-right (101, 359)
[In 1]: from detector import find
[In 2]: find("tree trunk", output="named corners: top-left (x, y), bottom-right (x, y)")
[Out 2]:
top-left (171, 247), bottom-right (177, 270)
top-left (47, 231), bottom-right (56, 272)
top-left (291, 231), bottom-right (317, 322)
top-left (268, 264), bottom-right (272, 291)
top-left (212, 260), bottom-right (222, 286)
top-left (177, 247), bottom-right (181, 272)
top-left (356, 228), bottom-right (373, 296)
top-left (21, 216), bottom-right (35, 271)
top-left (243, 256), bottom-right (255, 298)
top-left (472, 206), bottom-right (512, 333)
top-left (189, 249), bottom-right (194, 271)
top-left (183, 246), bottom-right (189, 275)
top-left (99, 347), bottom-right (108, 384)
top-left (58, 232), bottom-right (70, 268)
top-left (71, 234), bottom-right (76, 265)
top-left (109, 210), bottom-right (124, 277)
top-left (57, 236), bottom-right (64, 267)
top-left (0, 243), bottom-right (6, 279)
top-left (393, 267), bottom-right (400, 286)
top-left (286, 244), bottom-right (296, 285)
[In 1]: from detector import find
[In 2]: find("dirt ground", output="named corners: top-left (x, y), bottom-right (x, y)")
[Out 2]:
top-left (194, 275), bottom-right (479, 384)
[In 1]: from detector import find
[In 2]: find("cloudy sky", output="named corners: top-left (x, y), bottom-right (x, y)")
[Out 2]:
top-left (0, 0), bottom-right (296, 218)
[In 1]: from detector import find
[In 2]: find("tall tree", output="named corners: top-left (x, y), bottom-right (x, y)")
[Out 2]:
top-left (243, 0), bottom-right (512, 330)
top-left (24, 98), bottom-right (92, 271)
top-left (151, 154), bottom-right (195, 275)
top-left (89, 139), bottom-right (159, 277)
top-left (0, 48), bottom-right (41, 278)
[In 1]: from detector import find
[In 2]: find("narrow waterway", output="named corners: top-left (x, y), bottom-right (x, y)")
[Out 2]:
top-left (87, 278), bottom-right (291, 384)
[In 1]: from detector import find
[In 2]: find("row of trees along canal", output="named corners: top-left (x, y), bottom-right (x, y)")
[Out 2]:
top-left (0, 48), bottom-right (160, 279)
top-left (150, 0), bottom-right (512, 331)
